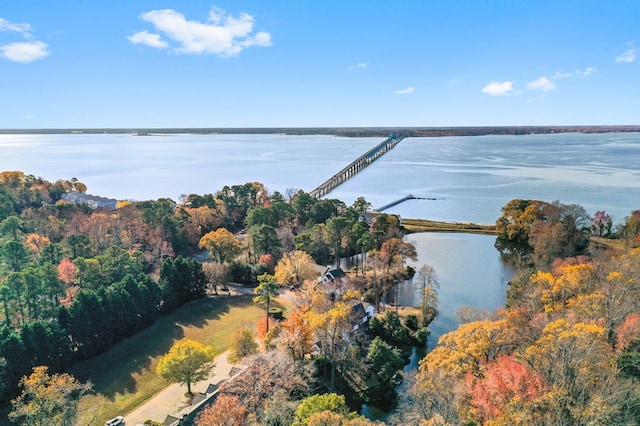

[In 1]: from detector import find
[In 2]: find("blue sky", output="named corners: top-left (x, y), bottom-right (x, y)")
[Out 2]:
top-left (1, 1), bottom-right (639, 128)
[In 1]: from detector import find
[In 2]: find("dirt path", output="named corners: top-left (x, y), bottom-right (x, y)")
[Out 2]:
top-left (123, 350), bottom-right (237, 425)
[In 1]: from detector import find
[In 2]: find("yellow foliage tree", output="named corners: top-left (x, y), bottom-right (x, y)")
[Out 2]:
top-left (199, 227), bottom-right (242, 263)
top-left (275, 250), bottom-right (318, 287)
top-left (423, 319), bottom-right (515, 378)
top-left (24, 233), bottom-right (51, 259)
top-left (535, 262), bottom-right (596, 312)
top-left (523, 318), bottom-right (619, 424)
top-left (156, 338), bottom-right (215, 395)
top-left (228, 327), bottom-right (258, 364)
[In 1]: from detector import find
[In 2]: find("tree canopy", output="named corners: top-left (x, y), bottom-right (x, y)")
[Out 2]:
top-left (156, 338), bottom-right (215, 396)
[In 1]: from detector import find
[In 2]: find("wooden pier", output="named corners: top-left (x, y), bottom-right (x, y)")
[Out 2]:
top-left (376, 195), bottom-right (417, 212)
top-left (309, 134), bottom-right (405, 198)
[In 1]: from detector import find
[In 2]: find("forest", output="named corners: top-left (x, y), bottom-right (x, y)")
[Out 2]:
top-left (0, 169), bottom-right (639, 425)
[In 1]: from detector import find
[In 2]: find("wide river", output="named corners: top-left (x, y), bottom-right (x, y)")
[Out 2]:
top-left (1, 131), bottom-right (638, 342)
top-left (1, 132), bottom-right (638, 225)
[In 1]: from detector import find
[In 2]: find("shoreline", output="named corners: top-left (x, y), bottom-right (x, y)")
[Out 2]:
top-left (401, 217), bottom-right (497, 235)
top-left (2, 125), bottom-right (640, 137)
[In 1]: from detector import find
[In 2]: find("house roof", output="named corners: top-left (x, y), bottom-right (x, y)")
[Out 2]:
top-left (327, 268), bottom-right (345, 279)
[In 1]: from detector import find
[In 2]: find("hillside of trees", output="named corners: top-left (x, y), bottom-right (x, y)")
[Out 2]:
top-left (1, 169), bottom-right (640, 425)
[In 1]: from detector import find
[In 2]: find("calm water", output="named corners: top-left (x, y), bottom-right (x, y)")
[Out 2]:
top-left (0, 133), bottom-right (378, 203)
top-left (1, 132), bottom-right (639, 224)
top-left (399, 232), bottom-right (513, 346)
top-left (330, 132), bottom-right (640, 224)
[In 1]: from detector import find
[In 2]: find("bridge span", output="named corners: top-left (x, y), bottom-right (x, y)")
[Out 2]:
top-left (309, 134), bottom-right (405, 198)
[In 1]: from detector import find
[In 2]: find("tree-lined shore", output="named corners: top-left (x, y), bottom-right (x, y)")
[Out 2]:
top-left (2, 125), bottom-right (640, 137)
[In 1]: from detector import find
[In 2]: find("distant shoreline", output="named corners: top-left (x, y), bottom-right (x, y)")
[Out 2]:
top-left (1, 125), bottom-right (640, 137)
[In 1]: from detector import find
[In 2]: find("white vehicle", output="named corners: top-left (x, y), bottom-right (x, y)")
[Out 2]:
top-left (105, 416), bottom-right (125, 426)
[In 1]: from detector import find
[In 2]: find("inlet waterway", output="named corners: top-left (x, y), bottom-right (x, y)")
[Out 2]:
top-left (400, 232), bottom-right (513, 346)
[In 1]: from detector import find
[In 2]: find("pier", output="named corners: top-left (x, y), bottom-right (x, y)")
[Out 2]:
top-left (376, 195), bottom-right (417, 212)
top-left (309, 134), bottom-right (405, 198)
top-left (375, 194), bottom-right (437, 212)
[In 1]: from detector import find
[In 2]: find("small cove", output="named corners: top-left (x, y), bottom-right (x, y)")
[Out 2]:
top-left (362, 232), bottom-right (513, 420)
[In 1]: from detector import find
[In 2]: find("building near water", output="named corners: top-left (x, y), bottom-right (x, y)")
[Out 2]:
top-left (61, 191), bottom-right (117, 210)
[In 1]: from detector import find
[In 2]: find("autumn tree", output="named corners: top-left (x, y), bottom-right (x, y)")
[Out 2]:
top-left (57, 258), bottom-right (76, 286)
top-left (616, 313), bottom-right (640, 377)
top-left (421, 319), bottom-right (515, 379)
top-left (591, 210), bottom-right (613, 237)
top-left (416, 263), bottom-right (439, 326)
top-left (156, 338), bottom-right (215, 396)
top-left (278, 308), bottom-right (313, 361)
top-left (293, 393), bottom-right (351, 426)
top-left (275, 250), bottom-right (318, 288)
top-left (310, 302), bottom-right (352, 387)
top-left (199, 227), bottom-right (242, 264)
top-left (466, 354), bottom-right (547, 424)
top-left (219, 350), bottom-right (314, 416)
top-left (523, 318), bottom-right (621, 425)
top-left (228, 327), bottom-right (258, 364)
top-left (495, 199), bottom-right (543, 254)
top-left (378, 237), bottom-right (417, 273)
top-left (23, 233), bottom-right (51, 261)
top-left (195, 394), bottom-right (247, 426)
top-left (9, 366), bottom-right (91, 426)
top-left (253, 273), bottom-right (280, 333)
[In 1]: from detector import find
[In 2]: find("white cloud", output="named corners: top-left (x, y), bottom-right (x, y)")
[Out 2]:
top-left (348, 62), bottom-right (367, 71)
top-left (394, 86), bottom-right (415, 95)
top-left (576, 67), bottom-right (597, 77)
top-left (527, 76), bottom-right (556, 92)
top-left (616, 41), bottom-right (636, 63)
top-left (0, 17), bottom-right (31, 37)
top-left (615, 49), bottom-right (636, 63)
top-left (0, 17), bottom-right (50, 63)
top-left (127, 30), bottom-right (169, 49)
top-left (481, 81), bottom-right (514, 96)
top-left (0, 41), bottom-right (49, 63)
top-left (552, 71), bottom-right (573, 79)
top-left (130, 7), bottom-right (272, 57)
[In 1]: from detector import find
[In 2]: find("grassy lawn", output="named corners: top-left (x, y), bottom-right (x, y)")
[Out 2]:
top-left (71, 294), bottom-right (266, 425)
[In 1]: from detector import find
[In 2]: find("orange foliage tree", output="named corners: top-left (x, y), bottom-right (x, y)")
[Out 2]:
top-left (466, 354), bottom-right (546, 424)
top-left (195, 395), bottom-right (247, 426)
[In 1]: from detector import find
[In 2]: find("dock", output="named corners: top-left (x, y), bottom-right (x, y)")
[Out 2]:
top-left (309, 134), bottom-right (404, 198)
top-left (375, 194), bottom-right (437, 212)
top-left (376, 195), bottom-right (417, 212)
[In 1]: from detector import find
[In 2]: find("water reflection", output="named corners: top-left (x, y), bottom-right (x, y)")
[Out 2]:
top-left (401, 232), bottom-right (514, 347)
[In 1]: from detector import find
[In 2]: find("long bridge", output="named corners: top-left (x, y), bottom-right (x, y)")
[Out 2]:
top-left (309, 134), bottom-right (405, 198)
